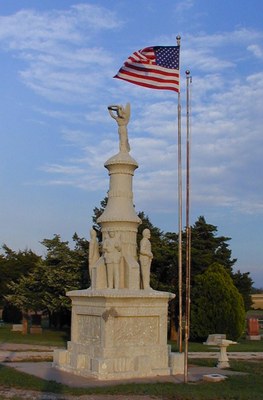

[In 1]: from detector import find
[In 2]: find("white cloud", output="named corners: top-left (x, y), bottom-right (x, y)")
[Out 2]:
top-left (2, 6), bottom-right (262, 220)
top-left (247, 44), bottom-right (263, 60)
top-left (40, 164), bottom-right (86, 175)
top-left (175, 0), bottom-right (195, 14)
top-left (0, 5), bottom-right (120, 103)
top-left (0, 5), bottom-right (120, 48)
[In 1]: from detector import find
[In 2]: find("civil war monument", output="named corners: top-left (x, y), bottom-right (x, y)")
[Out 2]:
top-left (53, 103), bottom-right (183, 380)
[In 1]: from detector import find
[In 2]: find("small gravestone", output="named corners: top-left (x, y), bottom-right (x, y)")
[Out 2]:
top-left (12, 324), bottom-right (23, 332)
top-left (246, 318), bottom-right (261, 340)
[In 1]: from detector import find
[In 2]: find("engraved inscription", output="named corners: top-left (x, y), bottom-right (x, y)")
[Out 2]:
top-left (77, 315), bottom-right (101, 343)
top-left (114, 316), bottom-right (159, 345)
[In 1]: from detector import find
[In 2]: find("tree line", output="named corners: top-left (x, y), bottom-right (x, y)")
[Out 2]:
top-left (0, 200), bottom-right (255, 340)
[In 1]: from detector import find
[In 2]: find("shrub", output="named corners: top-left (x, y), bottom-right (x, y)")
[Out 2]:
top-left (190, 263), bottom-right (246, 341)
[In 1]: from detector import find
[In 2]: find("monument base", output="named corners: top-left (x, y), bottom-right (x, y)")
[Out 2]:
top-left (53, 288), bottom-right (183, 380)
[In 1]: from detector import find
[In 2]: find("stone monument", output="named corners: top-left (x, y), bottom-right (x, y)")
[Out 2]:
top-left (53, 103), bottom-right (183, 379)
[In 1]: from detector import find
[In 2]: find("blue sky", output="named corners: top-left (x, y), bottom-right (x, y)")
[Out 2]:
top-left (0, 1), bottom-right (263, 287)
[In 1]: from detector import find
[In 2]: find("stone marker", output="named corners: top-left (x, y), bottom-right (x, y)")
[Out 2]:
top-left (246, 318), bottom-right (261, 341)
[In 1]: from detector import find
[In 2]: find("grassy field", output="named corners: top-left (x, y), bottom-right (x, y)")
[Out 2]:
top-left (0, 359), bottom-right (263, 399)
top-left (0, 324), bottom-right (68, 347)
top-left (170, 336), bottom-right (263, 352)
top-left (0, 323), bottom-right (263, 399)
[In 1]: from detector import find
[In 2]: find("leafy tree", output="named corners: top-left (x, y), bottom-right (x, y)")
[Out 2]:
top-left (0, 246), bottom-right (41, 302)
top-left (190, 263), bottom-right (246, 341)
top-left (232, 270), bottom-right (253, 311)
top-left (6, 261), bottom-right (46, 314)
top-left (40, 234), bottom-right (85, 327)
top-left (72, 233), bottom-right (90, 288)
top-left (92, 196), bottom-right (108, 241)
top-left (6, 234), bottom-right (89, 328)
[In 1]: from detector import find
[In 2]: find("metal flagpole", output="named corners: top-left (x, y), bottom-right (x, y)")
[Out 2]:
top-left (176, 35), bottom-right (183, 353)
top-left (184, 70), bottom-right (192, 382)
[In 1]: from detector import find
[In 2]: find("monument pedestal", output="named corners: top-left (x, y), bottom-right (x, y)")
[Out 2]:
top-left (53, 288), bottom-right (175, 380)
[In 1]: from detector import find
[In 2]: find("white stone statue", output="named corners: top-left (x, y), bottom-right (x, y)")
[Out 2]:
top-left (108, 103), bottom-right (130, 153)
top-left (103, 231), bottom-right (122, 289)
top-left (139, 229), bottom-right (153, 289)
top-left (88, 228), bottom-right (100, 278)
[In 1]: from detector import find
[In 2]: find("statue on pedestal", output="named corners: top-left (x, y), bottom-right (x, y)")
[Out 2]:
top-left (53, 102), bottom-right (178, 381)
top-left (139, 229), bottom-right (153, 289)
top-left (103, 231), bottom-right (122, 289)
top-left (108, 103), bottom-right (131, 153)
top-left (88, 229), bottom-right (100, 278)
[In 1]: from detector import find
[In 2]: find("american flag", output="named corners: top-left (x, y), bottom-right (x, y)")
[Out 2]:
top-left (114, 46), bottom-right (180, 92)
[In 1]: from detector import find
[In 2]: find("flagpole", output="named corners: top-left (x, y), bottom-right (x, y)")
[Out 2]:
top-left (176, 35), bottom-right (183, 353)
top-left (184, 69), bottom-right (192, 383)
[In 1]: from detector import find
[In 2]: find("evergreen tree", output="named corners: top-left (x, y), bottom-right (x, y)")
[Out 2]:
top-left (190, 216), bottom-right (237, 279)
top-left (190, 263), bottom-right (246, 341)
top-left (232, 270), bottom-right (253, 311)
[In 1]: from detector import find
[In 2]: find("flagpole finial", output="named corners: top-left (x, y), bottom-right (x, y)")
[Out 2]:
top-left (176, 35), bottom-right (181, 46)
top-left (185, 70), bottom-right (192, 83)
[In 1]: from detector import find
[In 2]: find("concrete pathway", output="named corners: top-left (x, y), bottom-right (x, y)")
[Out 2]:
top-left (1, 343), bottom-right (262, 362)
top-left (0, 342), bottom-right (55, 362)
top-left (0, 342), bottom-right (251, 387)
top-left (5, 361), bottom-right (246, 387)
top-left (189, 351), bottom-right (263, 360)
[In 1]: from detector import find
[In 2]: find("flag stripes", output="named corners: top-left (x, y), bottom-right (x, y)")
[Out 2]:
top-left (114, 46), bottom-right (180, 92)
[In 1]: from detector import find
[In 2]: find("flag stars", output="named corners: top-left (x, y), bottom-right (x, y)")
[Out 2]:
top-left (155, 47), bottom-right (179, 69)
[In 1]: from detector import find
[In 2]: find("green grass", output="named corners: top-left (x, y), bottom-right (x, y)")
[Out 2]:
top-left (0, 360), bottom-right (263, 399)
top-left (0, 324), bottom-right (262, 398)
top-left (0, 324), bottom-right (68, 347)
top-left (170, 337), bottom-right (263, 353)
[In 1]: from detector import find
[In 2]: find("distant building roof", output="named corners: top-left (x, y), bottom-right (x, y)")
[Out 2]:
top-left (251, 294), bottom-right (263, 310)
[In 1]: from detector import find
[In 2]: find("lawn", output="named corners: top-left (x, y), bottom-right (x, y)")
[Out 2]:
top-left (0, 324), bottom-right (263, 399)
top-left (170, 336), bottom-right (263, 352)
top-left (0, 359), bottom-right (263, 399)
top-left (0, 324), bottom-right (68, 347)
